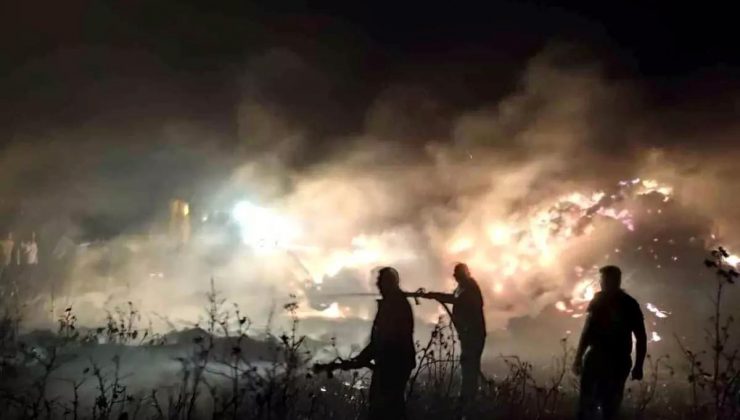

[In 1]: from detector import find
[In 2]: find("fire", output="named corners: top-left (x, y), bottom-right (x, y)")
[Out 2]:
top-left (443, 177), bottom-right (674, 304)
top-left (449, 237), bottom-right (474, 254)
top-left (231, 176), bottom-right (678, 323)
top-left (636, 179), bottom-right (673, 201)
top-left (583, 285), bottom-right (595, 301)
top-left (570, 275), bottom-right (598, 306)
top-left (297, 233), bottom-right (416, 284)
top-left (487, 224), bottom-right (513, 246)
top-left (646, 302), bottom-right (670, 318)
top-left (726, 254), bottom-right (740, 267)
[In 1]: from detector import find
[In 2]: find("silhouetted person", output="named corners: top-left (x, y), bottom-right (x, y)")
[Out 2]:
top-left (344, 267), bottom-right (416, 419)
top-left (573, 265), bottom-right (647, 420)
top-left (422, 263), bottom-right (486, 407)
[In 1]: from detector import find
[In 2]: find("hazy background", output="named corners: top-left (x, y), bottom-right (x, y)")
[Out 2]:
top-left (2, 1), bottom-right (740, 365)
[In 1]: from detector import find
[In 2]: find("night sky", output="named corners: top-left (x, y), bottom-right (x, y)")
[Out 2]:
top-left (3, 1), bottom-right (740, 132)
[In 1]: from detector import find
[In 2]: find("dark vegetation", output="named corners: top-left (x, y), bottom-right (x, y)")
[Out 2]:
top-left (0, 250), bottom-right (738, 419)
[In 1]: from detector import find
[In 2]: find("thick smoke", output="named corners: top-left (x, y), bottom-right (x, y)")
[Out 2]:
top-left (4, 44), bottom-right (740, 360)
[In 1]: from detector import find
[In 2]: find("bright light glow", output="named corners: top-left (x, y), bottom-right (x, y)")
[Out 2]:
top-left (233, 176), bottom-right (678, 324)
top-left (449, 237), bottom-right (474, 254)
top-left (583, 285), bottom-right (595, 301)
top-left (572, 277), bottom-right (597, 304)
top-left (320, 302), bottom-right (343, 319)
top-left (646, 302), bottom-right (670, 318)
top-left (232, 200), bottom-right (301, 253)
top-left (487, 224), bottom-right (513, 245)
top-left (726, 254), bottom-right (740, 267)
top-left (296, 232), bottom-right (416, 285)
top-left (293, 301), bottom-right (347, 319)
top-left (650, 331), bottom-right (662, 342)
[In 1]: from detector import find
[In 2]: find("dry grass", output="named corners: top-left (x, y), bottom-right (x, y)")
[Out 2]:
top-left (0, 250), bottom-right (738, 419)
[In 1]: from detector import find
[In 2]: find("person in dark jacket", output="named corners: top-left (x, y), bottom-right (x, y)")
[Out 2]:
top-left (573, 265), bottom-right (647, 420)
top-left (343, 266), bottom-right (416, 419)
top-left (422, 263), bottom-right (486, 405)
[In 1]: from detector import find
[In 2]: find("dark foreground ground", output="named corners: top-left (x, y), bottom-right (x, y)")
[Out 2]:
top-left (0, 305), bottom-right (732, 420)
top-left (4, 252), bottom-right (740, 420)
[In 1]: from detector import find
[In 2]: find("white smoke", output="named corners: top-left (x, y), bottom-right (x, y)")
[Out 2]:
top-left (8, 45), bottom-right (740, 354)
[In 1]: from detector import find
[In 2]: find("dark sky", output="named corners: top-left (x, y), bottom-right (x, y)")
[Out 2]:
top-left (3, 1), bottom-right (739, 127)
top-left (4, 1), bottom-right (739, 72)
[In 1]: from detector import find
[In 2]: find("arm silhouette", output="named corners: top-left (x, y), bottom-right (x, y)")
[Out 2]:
top-left (632, 308), bottom-right (647, 380)
top-left (423, 292), bottom-right (456, 304)
top-left (572, 313), bottom-right (593, 376)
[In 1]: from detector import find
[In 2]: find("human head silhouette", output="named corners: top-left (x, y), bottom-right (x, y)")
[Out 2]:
top-left (377, 267), bottom-right (401, 297)
top-left (453, 262), bottom-right (471, 285)
top-left (599, 265), bottom-right (622, 292)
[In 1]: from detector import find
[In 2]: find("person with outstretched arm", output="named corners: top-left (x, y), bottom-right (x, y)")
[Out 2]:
top-left (573, 265), bottom-right (647, 420)
top-left (421, 263), bottom-right (486, 408)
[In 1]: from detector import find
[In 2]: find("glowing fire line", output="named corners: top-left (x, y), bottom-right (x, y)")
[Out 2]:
top-left (232, 178), bottom-right (678, 322)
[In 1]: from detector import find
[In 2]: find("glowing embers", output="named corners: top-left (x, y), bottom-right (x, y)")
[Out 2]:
top-left (646, 302), bottom-right (670, 318)
top-left (551, 264), bottom-right (602, 319)
top-left (568, 273), bottom-right (597, 316)
top-left (446, 177), bottom-right (674, 306)
top-left (644, 302), bottom-right (670, 345)
top-left (635, 179), bottom-right (673, 202)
